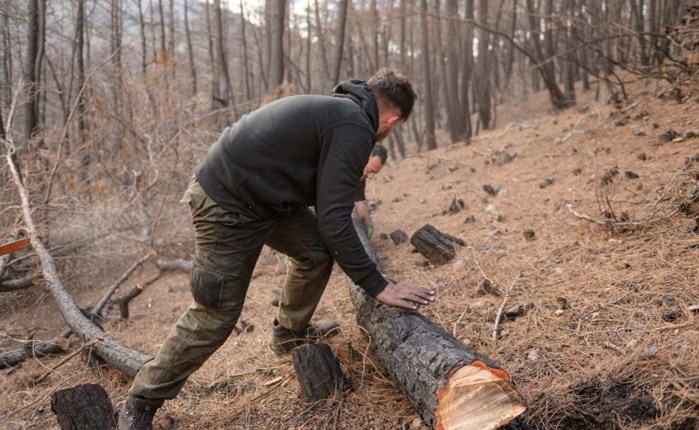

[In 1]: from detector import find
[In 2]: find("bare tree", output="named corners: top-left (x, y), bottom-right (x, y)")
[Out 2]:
top-left (25, 0), bottom-right (44, 140)
top-left (420, 0), bottom-right (436, 150)
top-left (332, 0), bottom-right (349, 84)
top-left (268, 0), bottom-right (287, 91)
top-left (213, 0), bottom-right (232, 108)
top-left (184, 0), bottom-right (197, 97)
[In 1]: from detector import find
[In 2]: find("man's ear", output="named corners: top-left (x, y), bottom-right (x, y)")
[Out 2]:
top-left (384, 109), bottom-right (401, 127)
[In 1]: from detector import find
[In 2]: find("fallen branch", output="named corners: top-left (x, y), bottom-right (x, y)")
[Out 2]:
top-left (5, 152), bottom-right (151, 377)
top-left (32, 338), bottom-right (102, 385)
top-left (0, 273), bottom-right (42, 292)
top-left (566, 203), bottom-right (607, 225)
top-left (115, 272), bottom-right (162, 318)
top-left (492, 274), bottom-right (522, 347)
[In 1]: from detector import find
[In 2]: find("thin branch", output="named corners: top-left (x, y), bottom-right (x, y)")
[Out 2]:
top-left (492, 273), bottom-right (521, 347)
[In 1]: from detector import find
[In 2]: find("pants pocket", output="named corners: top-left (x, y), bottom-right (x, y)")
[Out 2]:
top-left (189, 264), bottom-right (246, 310)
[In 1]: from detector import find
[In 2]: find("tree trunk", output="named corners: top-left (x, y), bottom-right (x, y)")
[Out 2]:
top-left (525, 0), bottom-right (569, 110)
top-left (348, 220), bottom-right (526, 428)
top-left (460, 0), bottom-right (473, 142)
top-left (332, 0), bottom-right (349, 84)
top-left (239, 0), bottom-right (251, 100)
top-left (25, 0), bottom-right (43, 140)
top-left (214, 0), bottom-right (232, 107)
top-left (420, 0), bottom-right (436, 150)
top-left (184, 0), bottom-right (197, 97)
top-left (268, 0), bottom-right (286, 91)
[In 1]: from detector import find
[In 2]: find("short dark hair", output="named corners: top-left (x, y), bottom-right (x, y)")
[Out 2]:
top-left (371, 145), bottom-right (388, 164)
top-left (367, 68), bottom-right (417, 122)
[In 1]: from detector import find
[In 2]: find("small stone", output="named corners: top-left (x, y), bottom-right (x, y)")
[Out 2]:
top-left (504, 304), bottom-right (524, 320)
top-left (661, 310), bottom-right (682, 322)
top-left (453, 259), bottom-right (466, 268)
top-left (463, 215), bottom-right (476, 224)
top-left (632, 127), bottom-right (646, 136)
top-left (625, 339), bottom-right (640, 349)
top-left (483, 183), bottom-right (497, 195)
top-left (539, 175), bottom-right (555, 188)
top-left (467, 301), bottom-right (488, 312)
top-left (556, 297), bottom-right (569, 310)
top-left (527, 348), bottom-right (540, 361)
top-left (554, 309), bottom-right (565, 316)
top-left (389, 230), bottom-right (409, 245)
top-left (688, 304), bottom-right (699, 314)
top-left (624, 171), bottom-right (639, 179)
top-left (478, 279), bottom-right (500, 296)
top-left (641, 346), bottom-right (659, 357)
top-left (655, 294), bottom-right (676, 306)
top-left (637, 152), bottom-right (647, 160)
top-left (409, 417), bottom-right (424, 430)
top-left (523, 229), bottom-right (536, 241)
top-left (658, 129), bottom-right (678, 143)
top-left (418, 197), bottom-right (426, 204)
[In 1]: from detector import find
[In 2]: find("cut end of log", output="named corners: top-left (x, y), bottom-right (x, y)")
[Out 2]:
top-left (435, 364), bottom-right (526, 430)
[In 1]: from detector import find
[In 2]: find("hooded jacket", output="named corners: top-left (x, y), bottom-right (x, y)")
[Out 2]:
top-left (195, 81), bottom-right (388, 296)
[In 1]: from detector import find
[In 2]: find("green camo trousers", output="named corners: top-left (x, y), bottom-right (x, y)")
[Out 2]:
top-left (129, 176), bottom-right (333, 399)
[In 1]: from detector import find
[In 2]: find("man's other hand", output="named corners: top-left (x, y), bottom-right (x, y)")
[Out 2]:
top-left (375, 281), bottom-right (435, 310)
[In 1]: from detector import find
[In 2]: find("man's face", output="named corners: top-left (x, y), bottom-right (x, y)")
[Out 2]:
top-left (362, 155), bottom-right (384, 180)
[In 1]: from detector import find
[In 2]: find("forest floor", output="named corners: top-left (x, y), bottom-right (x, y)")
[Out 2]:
top-left (1, 75), bottom-right (699, 430)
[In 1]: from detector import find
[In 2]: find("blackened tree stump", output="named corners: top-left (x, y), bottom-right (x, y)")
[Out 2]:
top-left (292, 343), bottom-right (350, 402)
top-left (351, 220), bottom-right (526, 429)
top-left (410, 224), bottom-right (466, 266)
top-left (51, 383), bottom-right (116, 429)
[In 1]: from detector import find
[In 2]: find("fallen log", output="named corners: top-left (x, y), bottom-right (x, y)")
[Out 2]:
top-left (349, 220), bottom-right (526, 429)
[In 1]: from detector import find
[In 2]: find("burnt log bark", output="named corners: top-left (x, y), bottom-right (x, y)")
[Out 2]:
top-left (410, 224), bottom-right (466, 266)
top-left (291, 343), bottom-right (350, 402)
top-left (350, 220), bottom-right (526, 429)
top-left (51, 383), bottom-right (116, 429)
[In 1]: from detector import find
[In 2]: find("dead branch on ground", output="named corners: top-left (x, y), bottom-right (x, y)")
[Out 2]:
top-left (4, 146), bottom-right (151, 377)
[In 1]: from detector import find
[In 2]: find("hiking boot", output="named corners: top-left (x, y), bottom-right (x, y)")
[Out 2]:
top-left (270, 319), bottom-right (339, 355)
top-left (118, 395), bottom-right (164, 430)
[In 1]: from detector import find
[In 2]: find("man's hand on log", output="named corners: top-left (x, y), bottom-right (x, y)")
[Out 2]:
top-left (376, 280), bottom-right (435, 310)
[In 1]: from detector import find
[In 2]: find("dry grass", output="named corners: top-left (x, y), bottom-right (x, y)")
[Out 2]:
top-left (1, 76), bottom-right (699, 429)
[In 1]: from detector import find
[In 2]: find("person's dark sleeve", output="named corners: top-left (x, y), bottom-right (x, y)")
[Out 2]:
top-left (355, 179), bottom-right (367, 202)
top-left (315, 124), bottom-right (388, 297)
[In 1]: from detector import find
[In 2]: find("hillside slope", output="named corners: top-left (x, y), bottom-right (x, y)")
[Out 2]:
top-left (1, 80), bottom-right (698, 430)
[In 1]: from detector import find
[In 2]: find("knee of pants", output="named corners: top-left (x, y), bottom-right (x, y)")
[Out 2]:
top-left (292, 247), bottom-right (333, 273)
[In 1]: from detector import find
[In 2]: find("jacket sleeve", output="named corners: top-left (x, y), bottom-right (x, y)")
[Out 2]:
top-left (315, 123), bottom-right (388, 297)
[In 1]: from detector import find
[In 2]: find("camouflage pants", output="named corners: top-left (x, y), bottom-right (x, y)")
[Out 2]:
top-left (129, 176), bottom-right (333, 399)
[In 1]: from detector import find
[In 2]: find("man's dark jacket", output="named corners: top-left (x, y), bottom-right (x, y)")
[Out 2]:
top-left (195, 80), bottom-right (388, 297)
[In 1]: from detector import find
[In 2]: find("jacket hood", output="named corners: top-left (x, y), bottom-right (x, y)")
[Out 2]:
top-left (330, 80), bottom-right (378, 131)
